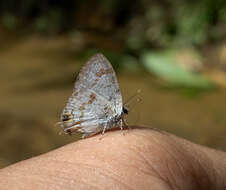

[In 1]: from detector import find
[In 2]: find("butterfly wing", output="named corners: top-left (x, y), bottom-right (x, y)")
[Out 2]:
top-left (73, 53), bottom-right (122, 114)
top-left (62, 88), bottom-right (115, 135)
top-left (61, 53), bottom-right (123, 136)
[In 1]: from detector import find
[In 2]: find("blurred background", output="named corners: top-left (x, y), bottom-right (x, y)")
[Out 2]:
top-left (1, 0), bottom-right (226, 168)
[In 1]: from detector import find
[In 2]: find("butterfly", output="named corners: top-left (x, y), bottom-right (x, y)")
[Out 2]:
top-left (60, 53), bottom-right (128, 138)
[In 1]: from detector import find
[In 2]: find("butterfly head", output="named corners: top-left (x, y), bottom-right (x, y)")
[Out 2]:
top-left (123, 106), bottom-right (129, 115)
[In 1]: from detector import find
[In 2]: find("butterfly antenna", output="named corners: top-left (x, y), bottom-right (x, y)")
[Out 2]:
top-left (124, 89), bottom-right (142, 107)
top-left (134, 109), bottom-right (141, 125)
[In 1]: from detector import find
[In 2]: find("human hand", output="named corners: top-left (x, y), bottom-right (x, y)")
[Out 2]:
top-left (0, 127), bottom-right (226, 190)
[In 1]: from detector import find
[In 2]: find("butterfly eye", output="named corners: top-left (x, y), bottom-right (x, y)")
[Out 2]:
top-left (123, 106), bottom-right (129, 114)
top-left (62, 114), bottom-right (73, 121)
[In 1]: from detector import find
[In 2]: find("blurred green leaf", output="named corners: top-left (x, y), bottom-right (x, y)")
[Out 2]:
top-left (34, 10), bottom-right (62, 33)
top-left (34, 16), bottom-right (49, 32)
top-left (175, 4), bottom-right (208, 45)
top-left (141, 50), bottom-right (215, 88)
top-left (1, 14), bottom-right (18, 30)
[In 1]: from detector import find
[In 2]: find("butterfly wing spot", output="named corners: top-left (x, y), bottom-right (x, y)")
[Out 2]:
top-left (115, 88), bottom-right (120, 93)
top-left (96, 68), bottom-right (113, 77)
top-left (73, 91), bottom-right (79, 97)
top-left (63, 120), bottom-right (83, 134)
top-left (62, 113), bottom-right (73, 121)
top-left (73, 120), bottom-right (82, 126)
top-left (104, 105), bottom-right (108, 111)
top-left (88, 93), bottom-right (96, 104)
top-left (79, 102), bottom-right (86, 111)
top-left (66, 129), bottom-right (72, 135)
top-left (90, 78), bottom-right (99, 88)
top-left (66, 125), bottom-right (83, 135)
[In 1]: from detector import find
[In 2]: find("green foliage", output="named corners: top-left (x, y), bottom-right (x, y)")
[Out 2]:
top-left (33, 10), bottom-right (62, 33)
top-left (141, 50), bottom-right (215, 89)
top-left (125, 0), bottom-right (226, 48)
top-left (1, 14), bottom-right (18, 30)
top-left (0, 0), bottom-right (225, 47)
top-left (174, 4), bottom-right (208, 45)
top-left (0, 0), bottom-right (225, 89)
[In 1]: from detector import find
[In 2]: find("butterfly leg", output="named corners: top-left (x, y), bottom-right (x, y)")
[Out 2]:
top-left (119, 119), bottom-right (123, 130)
top-left (122, 116), bottom-right (130, 129)
top-left (119, 119), bottom-right (127, 136)
top-left (97, 124), bottom-right (107, 140)
top-left (101, 124), bottom-right (107, 135)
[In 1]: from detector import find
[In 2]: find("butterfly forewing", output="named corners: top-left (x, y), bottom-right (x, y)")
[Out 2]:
top-left (74, 54), bottom-right (122, 113)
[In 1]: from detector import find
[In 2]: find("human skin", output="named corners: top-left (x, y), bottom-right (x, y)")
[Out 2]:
top-left (0, 127), bottom-right (226, 190)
